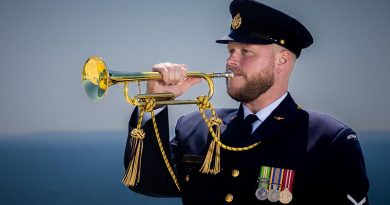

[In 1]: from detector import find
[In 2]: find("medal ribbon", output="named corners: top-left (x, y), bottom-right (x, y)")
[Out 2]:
top-left (281, 169), bottom-right (295, 191)
top-left (258, 166), bottom-right (271, 188)
top-left (269, 167), bottom-right (283, 190)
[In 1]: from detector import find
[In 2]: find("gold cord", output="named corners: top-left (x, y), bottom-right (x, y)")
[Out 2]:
top-left (196, 95), bottom-right (261, 174)
top-left (122, 109), bottom-right (145, 186)
top-left (123, 97), bottom-right (181, 191)
top-left (123, 92), bottom-right (261, 188)
top-left (150, 108), bottom-right (181, 191)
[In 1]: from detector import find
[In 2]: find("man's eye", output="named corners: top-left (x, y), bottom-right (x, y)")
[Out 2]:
top-left (242, 49), bottom-right (251, 55)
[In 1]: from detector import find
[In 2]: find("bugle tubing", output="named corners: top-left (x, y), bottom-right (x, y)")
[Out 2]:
top-left (81, 56), bottom-right (233, 106)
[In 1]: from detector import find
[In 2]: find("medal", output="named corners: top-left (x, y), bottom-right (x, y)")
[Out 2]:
top-left (279, 189), bottom-right (293, 204)
top-left (279, 169), bottom-right (295, 204)
top-left (268, 188), bottom-right (280, 202)
top-left (256, 166), bottom-right (295, 203)
top-left (255, 166), bottom-right (271, 200)
top-left (255, 187), bottom-right (269, 200)
top-left (268, 167), bottom-right (282, 202)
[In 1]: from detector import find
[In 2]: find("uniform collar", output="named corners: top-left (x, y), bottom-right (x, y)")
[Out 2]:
top-left (246, 92), bottom-right (300, 143)
top-left (220, 92), bottom-right (301, 145)
top-left (243, 92), bottom-right (288, 122)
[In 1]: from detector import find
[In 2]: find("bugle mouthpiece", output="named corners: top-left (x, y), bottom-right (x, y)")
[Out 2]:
top-left (208, 72), bottom-right (234, 79)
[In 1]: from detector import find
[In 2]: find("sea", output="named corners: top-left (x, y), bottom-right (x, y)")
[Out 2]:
top-left (0, 131), bottom-right (388, 205)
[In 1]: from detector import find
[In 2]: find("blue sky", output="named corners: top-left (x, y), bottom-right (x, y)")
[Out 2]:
top-left (0, 0), bottom-right (389, 135)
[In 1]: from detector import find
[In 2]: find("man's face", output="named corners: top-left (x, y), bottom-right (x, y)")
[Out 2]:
top-left (226, 42), bottom-right (276, 103)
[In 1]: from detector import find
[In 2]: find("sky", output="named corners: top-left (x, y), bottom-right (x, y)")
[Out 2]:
top-left (0, 0), bottom-right (390, 136)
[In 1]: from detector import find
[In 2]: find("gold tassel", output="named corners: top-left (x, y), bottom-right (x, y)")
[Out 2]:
top-left (122, 128), bottom-right (145, 186)
top-left (199, 116), bottom-right (222, 175)
top-left (123, 99), bottom-right (155, 187)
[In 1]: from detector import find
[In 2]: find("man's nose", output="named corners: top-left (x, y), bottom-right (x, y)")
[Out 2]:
top-left (226, 54), bottom-right (239, 67)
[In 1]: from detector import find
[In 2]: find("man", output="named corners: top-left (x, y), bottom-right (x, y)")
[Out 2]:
top-left (124, 0), bottom-right (369, 204)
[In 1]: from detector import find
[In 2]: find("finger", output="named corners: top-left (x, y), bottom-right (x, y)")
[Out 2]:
top-left (173, 66), bottom-right (181, 84)
top-left (152, 63), bottom-right (169, 83)
top-left (173, 64), bottom-right (187, 84)
top-left (167, 63), bottom-right (176, 85)
top-left (179, 64), bottom-right (188, 82)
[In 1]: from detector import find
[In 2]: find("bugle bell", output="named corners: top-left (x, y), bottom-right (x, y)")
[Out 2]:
top-left (81, 56), bottom-right (233, 106)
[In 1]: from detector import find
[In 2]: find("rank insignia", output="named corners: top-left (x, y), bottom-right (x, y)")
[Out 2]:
top-left (231, 13), bottom-right (242, 30)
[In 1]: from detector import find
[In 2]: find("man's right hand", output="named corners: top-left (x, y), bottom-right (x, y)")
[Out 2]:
top-left (146, 62), bottom-right (201, 99)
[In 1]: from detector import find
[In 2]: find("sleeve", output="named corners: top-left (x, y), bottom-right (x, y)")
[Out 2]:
top-left (123, 106), bottom-right (181, 197)
top-left (330, 128), bottom-right (370, 205)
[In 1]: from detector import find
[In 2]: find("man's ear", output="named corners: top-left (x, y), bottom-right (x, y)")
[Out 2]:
top-left (278, 57), bottom-right (287, 65)
top-left (279, 49), bottom-right (296, 67)
top-left (275, 49), bottom-right (295, 75)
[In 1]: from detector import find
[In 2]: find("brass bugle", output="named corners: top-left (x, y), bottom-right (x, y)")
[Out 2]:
top-left (82, 56), bottom-right (233, 105)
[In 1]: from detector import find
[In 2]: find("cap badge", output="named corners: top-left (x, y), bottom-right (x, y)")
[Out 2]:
top-left (231, 13), bottom-right (242, 30)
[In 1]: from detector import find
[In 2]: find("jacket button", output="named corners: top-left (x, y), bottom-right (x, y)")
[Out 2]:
top-left (185, 175), bottom-right (190, 182)
top-left (231, 169), bottom-right (240, 177)
top-left (225, 193), bottom-right (233, 203)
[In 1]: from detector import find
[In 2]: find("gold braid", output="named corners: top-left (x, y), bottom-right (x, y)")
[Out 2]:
top-left (123, 88), bottom-right (260, 188)
top-left (197, 95), bottom-right (261, 174)
top-left (123, 97), bottom-right (180, 191)
top-left (148, 102), bottom-right (181, 191)
top-left (122, 107), bottom-right (145, 186)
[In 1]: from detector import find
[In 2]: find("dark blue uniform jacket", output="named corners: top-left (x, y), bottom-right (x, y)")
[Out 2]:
top-left (124, 93), bottom-right (369, 205)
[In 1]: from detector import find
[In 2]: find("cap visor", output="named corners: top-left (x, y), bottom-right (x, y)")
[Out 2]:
top-left (216, 35), bottom-right (233, 44)
top-left (216, 31), bottom-right (274, 45)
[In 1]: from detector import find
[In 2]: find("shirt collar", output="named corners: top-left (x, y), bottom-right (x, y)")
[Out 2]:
top-left (243, 92), bottom-right (288, 122)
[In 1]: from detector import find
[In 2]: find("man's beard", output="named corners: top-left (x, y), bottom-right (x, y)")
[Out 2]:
top-left (226, 65), bottom-right (275, 103)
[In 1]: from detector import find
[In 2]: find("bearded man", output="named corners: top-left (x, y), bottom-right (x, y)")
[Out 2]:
top-left (124, 1), bottom-right (369, 204)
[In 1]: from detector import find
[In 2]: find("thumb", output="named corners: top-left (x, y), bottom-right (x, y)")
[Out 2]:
top-left (173, 78), bottom-right (202, 97)
top-left (180, 78), bottom-right (202, 91)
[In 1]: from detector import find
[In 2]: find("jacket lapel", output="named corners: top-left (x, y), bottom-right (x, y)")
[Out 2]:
top-left (246, 93), bottom-right (300, 145)
top-left (220, 105), bottom-right (246, 146)
top-left (215, 94), bottom-right (300, 146)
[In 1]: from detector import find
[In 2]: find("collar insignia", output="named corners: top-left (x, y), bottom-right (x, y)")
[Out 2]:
top-left (274, 116), bottom-right (285, 121)
top-left (231, 13), bottom-right (242, 30)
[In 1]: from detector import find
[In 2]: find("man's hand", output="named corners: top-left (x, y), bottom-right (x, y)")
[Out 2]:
top-left (146, 62), bottom-right (201, 98)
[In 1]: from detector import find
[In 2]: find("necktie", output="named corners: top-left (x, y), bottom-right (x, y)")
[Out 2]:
top-left (243, 114), bottom-right (259, 138)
